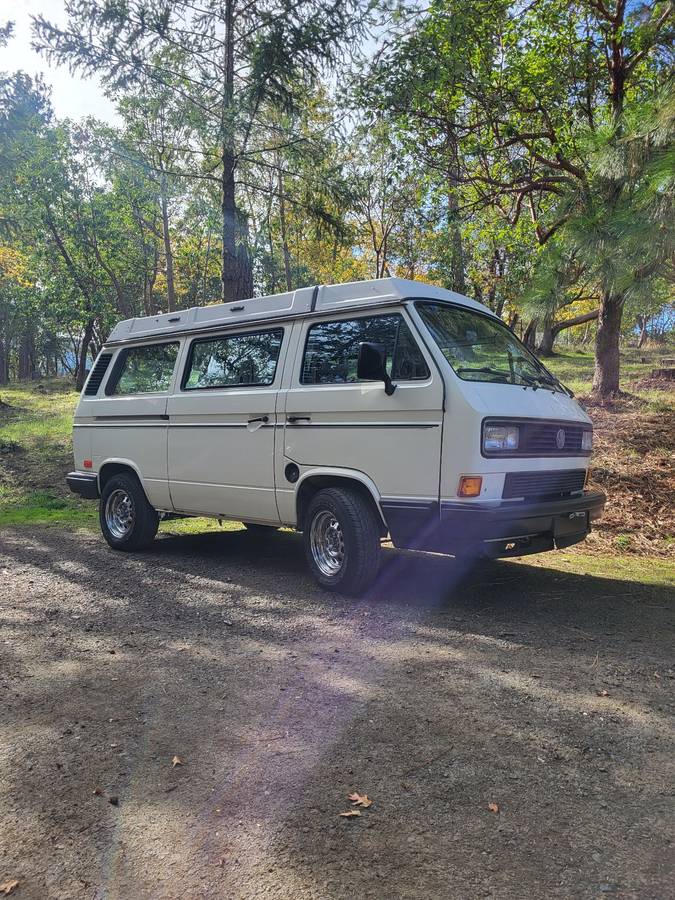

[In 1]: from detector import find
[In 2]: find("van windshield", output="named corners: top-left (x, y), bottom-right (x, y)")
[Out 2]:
top-left (416, 301), bottom-right (563, 392)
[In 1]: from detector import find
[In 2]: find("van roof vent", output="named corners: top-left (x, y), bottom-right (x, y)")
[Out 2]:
top-left (84, 352), bottom-right (113, 396)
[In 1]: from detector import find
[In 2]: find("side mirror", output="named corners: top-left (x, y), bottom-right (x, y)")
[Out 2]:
top-left (357, 342), bottom-right (397, 395)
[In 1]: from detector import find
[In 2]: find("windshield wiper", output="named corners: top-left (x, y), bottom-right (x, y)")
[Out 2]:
top-left (456, 366), bottom-right (512, 382)
top-left (456, 365), bottom-right (573, 395)
top-left (530, 371), bottom-right (575, 397)
top-left (457, 366), bottom-right (543, 388)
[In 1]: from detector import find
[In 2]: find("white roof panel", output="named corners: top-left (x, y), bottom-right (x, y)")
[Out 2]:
top-left (106, 278), bottom-right (496, 344)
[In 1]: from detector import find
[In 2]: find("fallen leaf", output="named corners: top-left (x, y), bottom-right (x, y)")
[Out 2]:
top-left (597, 689), bottom-right (609, 697)
top-left (348, 792), bottom-right (373, 808)
top-left (172, 755), bottom-right (183, 768)
top-left (488, 802), bottom-right (500, 814)
top-left (339, 810), bottom-right (362, 818)
top-left (0, 881), bottom-right (19, 896)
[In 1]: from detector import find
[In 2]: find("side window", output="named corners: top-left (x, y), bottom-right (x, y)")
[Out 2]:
top-left (107, 342), bottom-right (179, 395)
top-left (301, 314), bottom-right (429, 385)
top-left (183, 329), bottom-right (283, 390)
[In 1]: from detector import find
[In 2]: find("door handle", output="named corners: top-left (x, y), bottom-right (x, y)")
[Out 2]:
top-left (287, 416), bottom-right (311, 423)
top-left (248, 415), bottom-right (269, 424)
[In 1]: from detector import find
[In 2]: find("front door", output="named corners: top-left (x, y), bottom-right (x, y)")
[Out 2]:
top-left (281, 309), bottom-right (444, 528)
top-left (167, 326), bottom-right (288, 522)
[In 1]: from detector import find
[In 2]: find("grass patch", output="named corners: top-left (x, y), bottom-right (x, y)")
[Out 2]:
top-left (525, 551), bottom-right (675, 588)
top-left (0, 379), bottom-right (80, 508)
top-left (545, 349), bottom-right (675, 413)
top-left (159, 517), bottom-right (244, 536)
top-left (0, 492), bottom-right (98, 529)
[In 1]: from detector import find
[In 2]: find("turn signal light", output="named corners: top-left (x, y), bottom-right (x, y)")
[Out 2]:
top-left (458, 476), bottom-right (483, 497)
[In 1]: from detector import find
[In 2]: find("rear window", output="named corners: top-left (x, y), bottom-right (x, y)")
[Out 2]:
top-left (107, 342), bottom-right (179, 395)
top-left (301, 314), bottom-right (429, 384)
top-left (183, 329), bottom-right (283, 390)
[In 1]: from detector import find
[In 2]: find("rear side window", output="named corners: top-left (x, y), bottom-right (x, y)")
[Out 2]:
top-left (107, 342), bottom-right (179, 395)
top-left (301, 314), bottom-right (429, 385)
top-left (183, 329), bottom-right (283, 390)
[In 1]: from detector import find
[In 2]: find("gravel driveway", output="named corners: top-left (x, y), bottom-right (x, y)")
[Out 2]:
top-left (0, 526), bottom-right (673, 899)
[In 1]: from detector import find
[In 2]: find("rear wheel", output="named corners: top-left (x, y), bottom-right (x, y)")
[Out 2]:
top-left (99, 473), bottom-right (159, 551)
top-left (303, 487), bottom-right (381, 595)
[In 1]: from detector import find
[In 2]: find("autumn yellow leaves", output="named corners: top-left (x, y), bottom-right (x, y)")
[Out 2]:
top-left (339, 790), bottom-right (374, 819)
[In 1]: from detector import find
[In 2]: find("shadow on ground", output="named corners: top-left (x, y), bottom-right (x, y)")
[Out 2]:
top-left (0, 526), bottom-right (672, 899)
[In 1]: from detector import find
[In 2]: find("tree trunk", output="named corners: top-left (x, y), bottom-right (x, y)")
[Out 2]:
top-left (75, 318), bottom-right (95, 392)
top-left (18, 330), bottom-right (34, 380)
top-left (277, 156), bottom-right (292, 292)
top-left (202, 227), bottom-right (213, 303)
top-left (160, 178), bottom-right (176, 312)
top-left (537, 309), bottom-right (556, 356)
top-left (535, 308), bottom-right (601, 356)
top-left (448, 188), bottom-right (465, 294)
top-left (219, 0), bottom-right (243, 303)
top-left (523, 318), bottom-right (537, 350)
top-left (446, 123), bottom-right (465, 293)
top-left (0, 338), bottom-right (8, 385)
top-left (537, 323), bottom-right (555, 356)
top-left (592, 293), bottom-right (623, 396)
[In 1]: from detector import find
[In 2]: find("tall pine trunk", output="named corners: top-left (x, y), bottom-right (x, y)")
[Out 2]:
top-left (448, 188), bottom-right (465, 294)
top-left (160, 177), bottom-right (176, 312)
top-left (221, 149), bottom-right (240, 302)
top-left (277, 155), bottom-right (292, 291)
top-left (219, 0), bottom-right (249, 303)
top-left (592, 293), bottom-right (622, 396)
top-left (446, 123), bottom-right (465, 293)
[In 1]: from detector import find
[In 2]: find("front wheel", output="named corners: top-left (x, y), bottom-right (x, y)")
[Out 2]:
top-left (303, 487), bottom-right (381, 595)
top-left (99, 473), bottom-right (159, 551)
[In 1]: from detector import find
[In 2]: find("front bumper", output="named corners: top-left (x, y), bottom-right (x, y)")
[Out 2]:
top-left (383, 491), bottom-right (606, 557)
top-left (66, 472), bottom-right (100, 500)
top-left (440, 490), bottom-right (606, 556)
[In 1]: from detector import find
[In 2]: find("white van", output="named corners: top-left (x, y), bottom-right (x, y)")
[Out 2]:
top-left (68, 278), bottom-right (605, 593)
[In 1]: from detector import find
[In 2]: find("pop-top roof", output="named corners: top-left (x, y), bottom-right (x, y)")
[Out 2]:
top-left (106, 277), bottom-right (495, 344)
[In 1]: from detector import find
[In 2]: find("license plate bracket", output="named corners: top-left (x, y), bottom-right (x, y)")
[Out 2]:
top-left (554, 510), bottom-right (589, 538)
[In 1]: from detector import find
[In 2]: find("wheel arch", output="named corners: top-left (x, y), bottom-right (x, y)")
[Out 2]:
top-left (98, 459), bottom-right (149, 499)
top-left (294, 468), bottom-right (387, 535)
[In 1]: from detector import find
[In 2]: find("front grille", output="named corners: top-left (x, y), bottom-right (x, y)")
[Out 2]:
top-left (524, 422), bottom-right (586, 453)
top-left (483, 419), bottom-right (591, 457)
top-left (503, 469), bottom-right (586, 500)
top-left (84, 352), bottom-right (113, 396)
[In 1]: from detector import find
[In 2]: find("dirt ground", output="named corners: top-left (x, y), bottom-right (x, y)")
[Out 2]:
top-left (1, 527), bottom-right (673, 900)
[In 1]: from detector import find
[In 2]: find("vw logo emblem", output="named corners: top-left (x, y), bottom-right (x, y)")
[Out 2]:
top-left (556, 428), bottom-right (566, 449)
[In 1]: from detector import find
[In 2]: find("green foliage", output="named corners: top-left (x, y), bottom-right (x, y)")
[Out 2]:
top-left (0, 1), bottom-right (672, 392)
top-left (359, 0), bottom-right (674, 392)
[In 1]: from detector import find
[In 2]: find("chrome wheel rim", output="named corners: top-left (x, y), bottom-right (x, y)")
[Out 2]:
top-left (310, 510), bottom-right (345, 577)
top-left (105, 488), bottom-right (136, 540)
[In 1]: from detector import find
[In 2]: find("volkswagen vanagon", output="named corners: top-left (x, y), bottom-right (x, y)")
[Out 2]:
top-left (67, 278), bottom-right (605, 594)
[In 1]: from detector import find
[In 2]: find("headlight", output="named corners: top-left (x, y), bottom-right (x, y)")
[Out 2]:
top-left (483, 424), bottom-right (519, 452)
top-left (582, 430), bottom-right (593, 451)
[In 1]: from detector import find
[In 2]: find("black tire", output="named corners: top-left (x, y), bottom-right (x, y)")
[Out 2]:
top-left (303, 487), bottom-right (381, 595)
top-left (242, 522), bottom-right (279, 536)
top-left (99, 472), bottom-right (159, 551)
